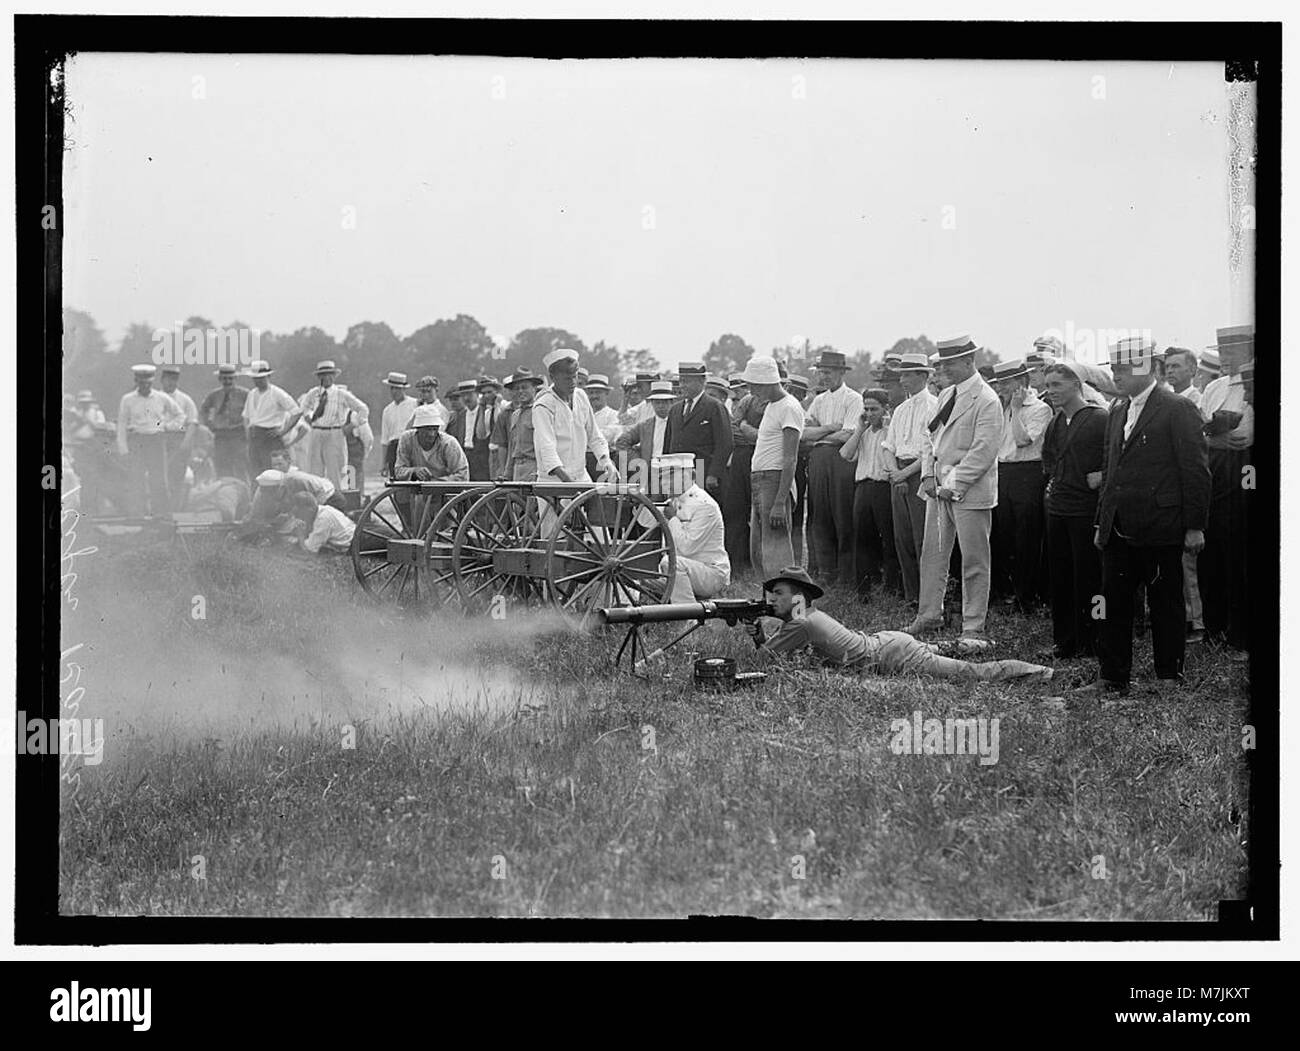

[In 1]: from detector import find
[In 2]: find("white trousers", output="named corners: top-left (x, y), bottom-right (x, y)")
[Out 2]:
top-left (659, 554), bottom-right (728, 604)
top-left (307, 429), bottom-right (347, 489)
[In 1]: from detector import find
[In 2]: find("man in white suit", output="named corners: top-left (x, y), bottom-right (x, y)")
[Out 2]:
top-left (904, 335), bottom-right (1004, 643)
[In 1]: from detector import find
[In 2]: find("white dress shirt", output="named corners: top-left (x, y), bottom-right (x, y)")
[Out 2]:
top-left (651, 414), bottom-right (669, 458)
top-left (882, 387), bottom-right (938, 461)
top-left (997, 389), bottom-right (1054, 462)
top-left (634, 400), bottom-right (656, 425)
top-left (380, 396), bottom-right (418, 445)
top-left (116, 389), bottom-right (183, 443)
top-left (593, 405), bottom-right (623, 446)
top-left (299, 385), bottom-right (370, 429)
top-left (531, 386), bottom-right (611, 480)
top-left (162, 388), bottom-right (198, 431)
top-left (302, 505), bottom-right (356, 553)
top-left (1176, 384), bottom-right (1203, 408)
top-left (1122, 379), bottom-right (1157, 442)
top-left (807, 383), bottom-right (863, 442)
top-left (243, 384), bottom-right (299, 429)
top-left (1200, 375), bottom-right (1253, 448)
top-left (850, 425), bottom-right (890, 482)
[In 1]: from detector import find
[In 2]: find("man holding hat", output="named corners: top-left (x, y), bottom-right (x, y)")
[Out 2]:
top-left (665, 361), bottom-right (734, 497)
top-left (532, 348), bottom-right (618, 484)
top-left (745, 567), bottom-right (1053, 683)
top-left (739, 354), bottom-right (804, 577)
top-left (881, 352), bottom-right (938, 602)
top-left (199, 363), bottom-right (250, 482)
top-left (497, 367), bottom-right (545, 481)
top-left (905, 335), bottom-right (1003, 643)
top-left (298, 361), bottom-right (370, 489)
top-left (803, 349), bottom-right (863, 592)
top-left (1079, 335), bottom-right (1210, 695)
top-left (242, 360), bottom-right (302, 476)
top-left (379, 372), bottom-right (417, 478)
top-left (394, 403), bottom-right (469, 482)
top-left (116, 364), bottom-right (185, 516)
top-left (990, 359), bottom-right (1053, 614)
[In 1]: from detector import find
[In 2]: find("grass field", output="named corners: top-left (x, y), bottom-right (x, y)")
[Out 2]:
top-left (58, 536), bottom-right (1251, 919)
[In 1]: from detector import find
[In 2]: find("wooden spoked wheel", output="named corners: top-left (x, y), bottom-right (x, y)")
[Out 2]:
top-left (545, 488), bottom-right (676, 629)
top-left (423, 488), bottom-right (492, 609)
top-left (450, 489), bottom-right (546, 614)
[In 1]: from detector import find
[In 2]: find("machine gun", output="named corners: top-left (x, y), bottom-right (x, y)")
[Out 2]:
top-left (598, 598), bottom-right (773, 675)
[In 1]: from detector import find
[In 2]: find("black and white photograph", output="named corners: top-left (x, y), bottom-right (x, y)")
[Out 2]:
top-left (15, 10), bottom-right (1282, 966)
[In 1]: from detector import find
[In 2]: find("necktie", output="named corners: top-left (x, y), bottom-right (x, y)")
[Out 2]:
top-left (927, 390), bottom-right (957, 433)
top-left (311, 389), bottom-right (328, 423)
top-left (475, 405), bottom-right (488, 441)
top-left (218, 387), bottom-right (231, 419)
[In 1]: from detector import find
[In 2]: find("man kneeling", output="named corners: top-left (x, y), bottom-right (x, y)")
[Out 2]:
top-left (747, 566), bottom-right (1053, 684)
top-left (289, 493), bottom-right (356, 554)
top-left (652, 453), bottom-right (730, 603)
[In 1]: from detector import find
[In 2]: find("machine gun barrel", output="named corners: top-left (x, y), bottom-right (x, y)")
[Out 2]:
top-left (598, 598), bottom-right (773, 627)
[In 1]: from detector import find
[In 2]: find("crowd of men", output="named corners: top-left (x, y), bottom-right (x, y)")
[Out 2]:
top-left (64, 324), bottom-right (1254, 692)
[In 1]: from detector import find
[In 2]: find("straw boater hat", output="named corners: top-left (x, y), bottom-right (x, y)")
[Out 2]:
top-left (314, 360), bottom-right (340, 375)
top-left (1216, 324), bottom-right (1254, 374)
top-left (585, 373), bottom-right (611, 391)
top-left (762, 565), bottom-right (825, 601)
top-left (576, 366), bottom-right (590, 384)
top-left (883, 351), bottom-right (904, 367)
top-left (705, 374), bottom-right (728, 393)
top-left (678, 361), bottom-right (707, 377)
top-left (214, 363), bottom-right (239, 378)
top-left (1199, 348), bottom-right (1221, 376)
top-left (991, 359), bottom-right (1030, 382)
top-left (504, 367), bottom-right (543, 390)
top-left (896, 352), bottom-right (933, 372)
top-left (455, 379), bottom-right (478, 394)
top-left (131, 364), bottom-right (157, 379)
top-left (411, 404), bottom-right (445, 428)
top-left (384, 371), bottom-right (409, 388)
top-left (543, 347), bottom-right (579, 371)
top-left (739, 355), bottom-right (782, 386)
top-left (160, 364), bottom-right (181, 376)
top-left (1109, 334), bottom-right (1157, 369)
top-left (646, 380), bottom-right (676, 401)
top-left (786, 374), bottom-right (810, 396)
top-left (935, 335), bottom-right (978, 360)
top-left (728, 376), bottom-right (747, 391)
top-left (477, 375), bottom-right (501, 391)
top-left (247, 360), bottom-right (274, 378)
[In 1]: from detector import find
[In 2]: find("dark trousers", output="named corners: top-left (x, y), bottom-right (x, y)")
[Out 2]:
top-left (164, 432), bottom-right (189, 510)
top-left (991, 460), bottom-right (1046, 610)
top-left (890, 465), bottom-right (926, 601)
top-left (385, 439), bottom-right (400, 478)
top-left (807, 444), bottom-right (857, 590)
top-left (723, 444), bottom-right (755, 576)
top-left (852, 478), bottom-right (900, 597)
top-left (1099, 532), bottom-right (1185, 684)
top-left (247, 426), bottom-right (284, 476)
top-left (468, 445), bottom-right (491, 482)
top-left (793, 448), bottom-right (811, 567)
top-left (1199, 447), bottom-right (1250, 648)
top-left (211, 429), bottom-right (248, 482)
top-left (1046, 514), bottom-right (1101, 657)
top-left (126, 434), bottom-right (169, 517)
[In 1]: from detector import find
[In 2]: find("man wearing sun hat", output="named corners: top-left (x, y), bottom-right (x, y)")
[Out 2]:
top-left (378, 371), bottom-right (417, 478)
top-left (297, 361), bottom-right (370, 489)
top-left (394, 403), bottom-right (469, 482)
top-left (881, 352), bottom-right (938, 602)
top-left (199, 362), bottom-right (250, 482)
top-left (532, 348), bottom-right (619, 484)
top-left (116, 363), bottom-right (185, 516)
top-left (739, 353), bottom-right (804, 577)
top-left (1075, 334), bottom-right (1210, 696)
top-left (904, 335), bottom-right (1003, 643)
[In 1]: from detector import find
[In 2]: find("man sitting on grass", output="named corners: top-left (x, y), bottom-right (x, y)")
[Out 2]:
top-left (745, 566), bottom-right (1054, 684)
top-left (288, 492), bottom-right (356, 555)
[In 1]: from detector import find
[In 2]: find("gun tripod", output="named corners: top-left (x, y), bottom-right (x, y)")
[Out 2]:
top-left (613, 619), bottom-right (708, 677)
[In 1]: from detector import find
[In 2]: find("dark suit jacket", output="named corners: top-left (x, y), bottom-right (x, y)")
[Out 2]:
top-left (1095, 384), bottom-right (1210, 546)
top-left (665, 394), bottom-right (734, 481)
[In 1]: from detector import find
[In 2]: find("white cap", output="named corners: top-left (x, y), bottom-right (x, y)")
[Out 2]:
top-left (256, 470), bottom-right (284, 486)
top-left (411, 404), bottom-right (445, 428)
top-left (739, 355), bottom-right (782, 385)
top-left (542, 347), bottom-right (580, 370)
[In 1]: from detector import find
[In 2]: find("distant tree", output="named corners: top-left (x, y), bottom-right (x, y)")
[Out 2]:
top-left (274, 326), bottom-right (343, 398)
top-left (618, 346), bottom-right (661, 382)
top-left (405, 314), bottom-right (496, 392)
top-left (974, 346), bottom-right (1001, 370)
top-left (343, 321), bottom-right (406, 411)
top-left (704, 333), bottom-right (755, 379)
top-left (509, 327), bottom-right (588, 367)
top-left (62, 308), bottom-right (118, 408)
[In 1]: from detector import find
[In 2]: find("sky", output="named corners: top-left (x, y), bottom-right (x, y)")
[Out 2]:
top-left (63, 54), bottom-right (1236, 368)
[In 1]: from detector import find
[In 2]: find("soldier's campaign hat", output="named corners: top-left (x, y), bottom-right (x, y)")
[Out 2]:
top-left (159, 364), bottom-right (181, 375)
top-left (1198, 349), bottom-right (1221, 376)
top-left (543, 347), bottom-right (580, 370)
top-left (896, 352), bottom-right (933, 372)
top-left (677, 361), bottom-right (707, 377)
top-left (314, 360), bottom-right (340, 375)
top-left (76, 390), bottom-right (95, 402)
top-left (384, 371), bottom-right (410, 388)
top-left (991, 359), bottom-right (1030, 382)
top-left (739, 355), bottom-right (782, 386)
top-left (477, 375), bottom-right (501, 391)
top-left (813, 349), bottom-right (850, 370)
top-left (762, 565), bottom-right (825, 601)
top-left (585, 373), bottom-right (611, 390)
top-left (412, 404), bottom-right (446, 428)
top-left (936, 335), bottom-right (977, 359)
top-left (504, 367), bottom-right (544, 390)
top-left (214, 363), bottom-right (239, 377)
top-left (647, 380), bottom-right (677, 401)
top-left (247, 360), bottom-right (274, 377)
top-left (131, 363), bottom-right (157, 378)
top-left (1109, 335), bottom-right (1157, 368)
top-left (455, 379), bottom-right (479, 394)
